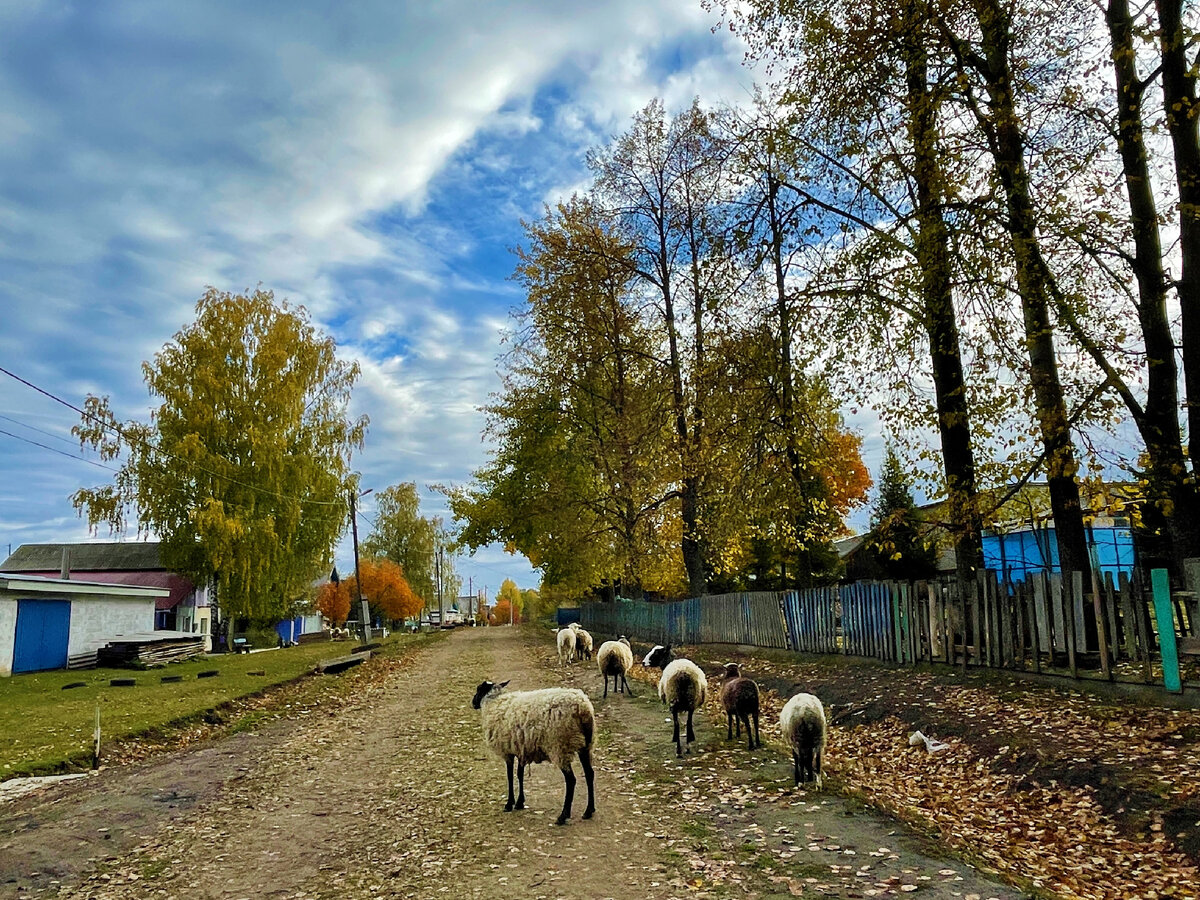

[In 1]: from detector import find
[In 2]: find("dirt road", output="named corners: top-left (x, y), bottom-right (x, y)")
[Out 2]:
top-left (0, 628), bottom-right (1024, 899)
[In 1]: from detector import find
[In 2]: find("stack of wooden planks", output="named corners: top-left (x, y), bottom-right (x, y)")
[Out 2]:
top-left (98, 635), bottom-right (207, 668)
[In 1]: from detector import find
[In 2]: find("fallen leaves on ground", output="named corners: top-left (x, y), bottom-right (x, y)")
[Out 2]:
top-left (628, 645), bottom-right (1200, 900)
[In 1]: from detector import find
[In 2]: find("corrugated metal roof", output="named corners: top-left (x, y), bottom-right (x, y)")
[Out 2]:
top-left (0, 572), bottom-right (171, 598)
top-left (0, 541), bottom-right (165, 572)
top-left (9, 569), bottom-right (194, 609)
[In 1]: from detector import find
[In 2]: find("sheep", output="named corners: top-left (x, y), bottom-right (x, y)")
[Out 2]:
top-left (596, 637), bottom-right (635, 698)
top-left (718, 662), bottom-right (761, 750)
top-left (642, 643), bottom-right (672, 671)
top-left (657, 658), bottom-right (708, 757)
top-left (780, 692), bottom-right (827, 786)
top-left (471, 680), bottom-right (596, 825)
top-left (555, 626), bottom-right (577, 666)
top-left (569, 623), bottom-right (594, 660)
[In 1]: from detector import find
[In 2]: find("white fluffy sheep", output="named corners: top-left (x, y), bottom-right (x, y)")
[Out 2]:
top-left (555, 627), bottom-right (577, 666)
top-left (657, 658), bottom-right (708, 757)
top-left (780, 692), bottom-right (826, 786)
top-left (569, 623), bottom-right (594, 660)
top-left (471, 680), bottom-right (596, 825)
top-left (596, 637), bottom-right (635, 698)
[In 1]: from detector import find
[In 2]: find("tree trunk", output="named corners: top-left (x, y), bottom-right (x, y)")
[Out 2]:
top-left (658, 228), bottom-right (708, 597)
top-left (1107, 0), bottom-right (1200, 570)
top-left (903, 15), bottom-right (985, 586)
top-left (1156, 0), bottom-right (1200, 475)
top-left (970, 0), bottom-right (1094, 612)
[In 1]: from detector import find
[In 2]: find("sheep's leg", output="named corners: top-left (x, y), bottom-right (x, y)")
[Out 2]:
top-left (579, 746), bottom-right (595, 819)
top-left (603, 675), bottom-right (610, 699)
top-left (743, 715), bottom-right (754, 750)
top-left (727, 712), bottom-right (734, 740)
top-left (685, 708), bottom-right (696, 749)
top-left (515, 761), bottom-right (527, 809)
top-left (751, 712), bottom-right (760, 750)
top-left (671, 708), bottom-right (683, 757)
top-left (556, 764), bottom-right (576, 826)
top-left (505, 756), bottom-right (516, 811)
top-left (622, 673), bottom-right (634, 697)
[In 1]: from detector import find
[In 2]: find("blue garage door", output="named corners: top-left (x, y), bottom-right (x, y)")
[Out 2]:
top-left (13, 599), bottom-right (71, 673)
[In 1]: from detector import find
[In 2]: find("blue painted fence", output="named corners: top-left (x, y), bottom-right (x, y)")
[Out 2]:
top-left (579, 569), bottom-right (1195, 692)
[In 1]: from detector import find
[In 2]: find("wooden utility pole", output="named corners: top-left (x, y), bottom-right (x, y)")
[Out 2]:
top-left (350, 487), bottom-right (372, 640)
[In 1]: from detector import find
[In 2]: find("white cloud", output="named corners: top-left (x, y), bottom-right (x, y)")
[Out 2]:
top-left (0, 0), bottom-right (767, 592)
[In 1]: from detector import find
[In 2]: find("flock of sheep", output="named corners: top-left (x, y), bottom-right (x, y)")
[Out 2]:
top-left (471, 622), bottom-right (828, 826)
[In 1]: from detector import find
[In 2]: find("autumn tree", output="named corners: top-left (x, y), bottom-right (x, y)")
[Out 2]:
top-left (1157, 0), bottom-right (1200, 470)
top-left (72, 287), bottom-right (367, 623)
top-left (447, 198), bottom-right (680, 598)
top-left (362, 482), bottom-right (437, 601)
top-left (490, 598), bottom-right (518, 626)
top-left (349, 557), bottom-right (422, 624)
top-left (716, 4), bottom-right (990, 585)
top-left (496, 578), bottom-right (524, 623)
top-left (590, 100), bottom-right (735, 596)
top-left (315, 578), bottom-right (352, 626)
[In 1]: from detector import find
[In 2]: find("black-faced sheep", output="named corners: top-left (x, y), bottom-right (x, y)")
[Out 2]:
top-left (569, 623), bottom-right (594, 660)
top-left (596, 637), bottom-right (634, 698)
top-left (780, 692), bottom-right (826, 786)
top-left (555, 627), bottom-right (577, 666)
top-left (642, 643), bottom-right (671, 671)
top-left (657, 657), bottom-right (708, 757)
top-left (471, 680), bottom-right (596, 825)
top-left (718, 662), bottom-right (761, 750)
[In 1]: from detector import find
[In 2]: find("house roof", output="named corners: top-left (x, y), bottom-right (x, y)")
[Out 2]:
top-left (1, 541), bottom-right (166, 573)
top-left (0, 543), bottom-right (197, 609)
top-left (0, 572), bottom-right (170, 599)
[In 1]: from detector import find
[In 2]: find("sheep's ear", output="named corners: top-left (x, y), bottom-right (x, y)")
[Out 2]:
top-left (498, 680), bottom-right (511, 689)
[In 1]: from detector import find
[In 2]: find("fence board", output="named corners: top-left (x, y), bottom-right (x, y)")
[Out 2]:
top-left (1028, 577), bottom-right (1042, 674)
top-left (580, 566), bottom-right (1188, 695)
top-left (1032, 572), bottom-right (1051, 654)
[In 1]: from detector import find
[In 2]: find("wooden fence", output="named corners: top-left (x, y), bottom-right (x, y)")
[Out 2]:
top-left (579, 566), bottom-right (1198, 693)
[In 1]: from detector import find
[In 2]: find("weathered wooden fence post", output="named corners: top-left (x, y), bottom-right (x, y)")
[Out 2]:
top-left (1152, 569), bottom-right (1183, 693)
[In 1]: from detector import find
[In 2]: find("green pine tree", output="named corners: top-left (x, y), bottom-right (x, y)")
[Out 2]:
top-left (864, 446), bottom-right (939, 580)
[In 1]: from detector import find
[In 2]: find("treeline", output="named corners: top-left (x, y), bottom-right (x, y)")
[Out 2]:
top-left (451, 0), bottom-right (1200, 599)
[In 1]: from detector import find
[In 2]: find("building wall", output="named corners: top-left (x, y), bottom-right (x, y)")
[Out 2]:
top-left (0, 598), bottom-right (17, 676)
top-left (66, 594), bottom-right (156, 656)
top-left (0, 589), bottom-right (157, 676)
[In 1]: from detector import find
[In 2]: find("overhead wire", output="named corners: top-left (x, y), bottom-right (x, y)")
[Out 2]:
top-left (0, 411), bottom-right (80, 447)
top-left (0, 364), bottom-right (348, 507)
top-left (0, 427), bottom-right (117, 472)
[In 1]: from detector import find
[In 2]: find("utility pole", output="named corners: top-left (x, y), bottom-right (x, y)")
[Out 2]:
top-left (350, 487), bottom-right (372, 641)
top-left (436, 545), bottom-right (445, 628)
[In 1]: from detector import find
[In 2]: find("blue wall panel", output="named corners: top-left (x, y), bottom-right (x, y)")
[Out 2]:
top-left (13, 599), bottom-right (71, 673)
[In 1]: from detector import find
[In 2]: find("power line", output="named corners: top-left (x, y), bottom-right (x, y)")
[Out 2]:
top-left (0, 364), bottom-right (346, 508)
top-left (0, 427), bottom-right (117, 472)
top-left (0, 412), bottom-right (79, 447)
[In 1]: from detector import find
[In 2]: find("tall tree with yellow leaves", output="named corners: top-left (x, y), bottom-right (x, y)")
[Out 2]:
top-left (72, 287), bottom-right (368, 623)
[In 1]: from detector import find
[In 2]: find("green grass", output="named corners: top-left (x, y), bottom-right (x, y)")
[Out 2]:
top-left (0, 634), bottom-right (423, 778)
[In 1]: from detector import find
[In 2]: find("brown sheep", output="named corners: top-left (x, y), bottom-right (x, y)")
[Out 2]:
top-left (718, 662), bottom-right (761, 750)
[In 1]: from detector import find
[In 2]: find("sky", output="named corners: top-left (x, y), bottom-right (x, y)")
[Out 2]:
top-left (0, 1), bottom-right (884, 601)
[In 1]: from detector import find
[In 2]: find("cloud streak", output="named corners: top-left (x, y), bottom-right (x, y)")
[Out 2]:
top-left (0, 0), bottom-right (767, 594)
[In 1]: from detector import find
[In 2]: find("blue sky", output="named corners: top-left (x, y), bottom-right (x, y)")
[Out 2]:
top-left (0, 1), bottom-right (884, 599)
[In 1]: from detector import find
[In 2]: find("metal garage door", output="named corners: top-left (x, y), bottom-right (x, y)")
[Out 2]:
top-left (13, 599), bottom-right (71, 673)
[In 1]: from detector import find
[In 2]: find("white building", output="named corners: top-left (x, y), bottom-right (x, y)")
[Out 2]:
top-left (0, 573), bottom-right (168, 676)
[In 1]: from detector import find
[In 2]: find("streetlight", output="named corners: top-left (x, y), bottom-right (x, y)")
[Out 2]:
top-left (350, 487), bottom-right (372, 641)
